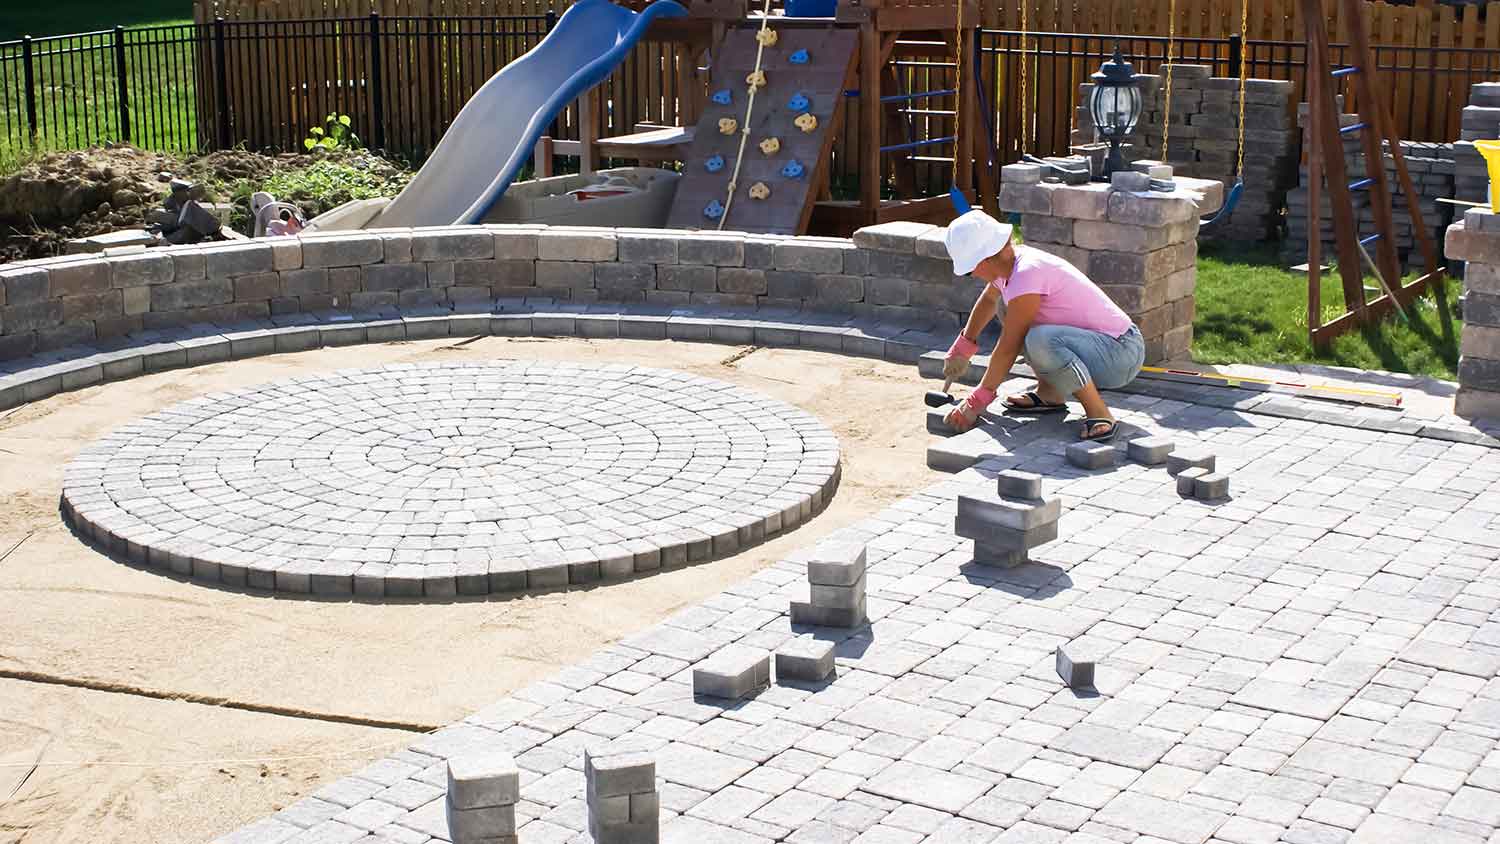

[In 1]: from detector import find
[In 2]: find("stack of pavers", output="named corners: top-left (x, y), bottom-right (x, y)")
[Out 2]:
top-left (446, 751), bottom-right (521, 844)
top-left (789, 541), bottom-right (867, 628)
top-left (955, 469), bottom-right (1061, 567)
top-left (1285, 99), bottom-right (1455, 275)
top-left (584, 748), bottom-right (659, 844)
top-left (1455, 82), bottom-right (1500, 208)
top-left (1075, 65), bottom-right (1298, 242)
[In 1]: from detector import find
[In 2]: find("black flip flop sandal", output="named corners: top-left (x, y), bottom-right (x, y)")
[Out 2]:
top-left (1081, 418), bottom-right (1117, 442)
top-left (1004, 390), bottom-right (1068, 413)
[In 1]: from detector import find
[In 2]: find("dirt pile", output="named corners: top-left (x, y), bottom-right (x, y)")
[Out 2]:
top-left (0, 146), bottom-right (409, 263)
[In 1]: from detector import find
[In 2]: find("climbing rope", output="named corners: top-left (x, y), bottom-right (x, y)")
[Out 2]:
top-left (716, 0), bottom-right (776, 230)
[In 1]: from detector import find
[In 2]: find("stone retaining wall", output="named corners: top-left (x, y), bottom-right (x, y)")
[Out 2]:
top-left (0, 225), bottom-right (979, 361)
top-left (1446, 209), bottom-right (1500, 419)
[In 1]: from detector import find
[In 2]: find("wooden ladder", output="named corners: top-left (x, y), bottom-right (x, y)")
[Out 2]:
top-left (1302, 0), bottom-right (1444, 346)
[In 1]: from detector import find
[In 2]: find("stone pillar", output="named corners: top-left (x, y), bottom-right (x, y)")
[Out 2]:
top-left (585, 749), bottom-right (659, 844)
top-left (1445, 209), bottom-right (1500, 420)
top-left (997, 162), bottom-right (1223, 364)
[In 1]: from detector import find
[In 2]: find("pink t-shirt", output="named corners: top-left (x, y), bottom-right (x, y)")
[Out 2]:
top-left (993, 246), bottom-right (1134, 337)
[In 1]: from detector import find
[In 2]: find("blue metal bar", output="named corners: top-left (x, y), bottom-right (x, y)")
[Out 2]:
top-left (1331, 66), bottom-right (1359, 78)
top-left (1359, 233), bottom-right (1382, 246)
top-left (880, 135), bottom-right (955, 153)
top-left (1339, 122), bottom-right (1366, 135)
top-left (1348, 177), bottom-right (1374, 191)
top-left (880, 88), bottom-right (955, 104)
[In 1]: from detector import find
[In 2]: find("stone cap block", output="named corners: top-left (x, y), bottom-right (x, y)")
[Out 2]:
top-left (1001, 162), bottom-right (1045, 185)
top-left (914, 226), bottom-right (951, 260)
top-left (584, 749), bottom-right (656, 798)
top-left (852, 221), bottom-right (938, 253)
top-left (996, 469), bottom-right (1042, 500)
top-left (806, 540), bottom-right (867, 586)
top-left (447, 750), bottom-right (520, 809)
top-left (957, 490), bottom-right (1061, 531)
top-left (1464, 208), bottom-right (1500, 235)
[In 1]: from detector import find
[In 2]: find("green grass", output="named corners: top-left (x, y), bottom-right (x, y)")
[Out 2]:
top-left (1193, 240), bottom-right (1461, 381)
top-left (1, 0), bottom-right (191, 41)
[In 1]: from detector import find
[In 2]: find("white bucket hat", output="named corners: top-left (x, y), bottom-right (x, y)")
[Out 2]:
top-left (944, 209), bottom-right (1013, 277)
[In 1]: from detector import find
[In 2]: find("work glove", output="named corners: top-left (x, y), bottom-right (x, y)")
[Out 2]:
top-left (944, 386), bottom-right (995, 434)
top-left (944, 334), bottom-right (978, 384)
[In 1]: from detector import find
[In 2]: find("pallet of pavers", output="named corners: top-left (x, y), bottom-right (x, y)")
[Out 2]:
top-left (664, 24), bottom-right (857, 235)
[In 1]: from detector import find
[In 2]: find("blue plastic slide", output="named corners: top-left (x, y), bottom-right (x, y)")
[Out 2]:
top-left (376, 0), bottom-right (688, 228)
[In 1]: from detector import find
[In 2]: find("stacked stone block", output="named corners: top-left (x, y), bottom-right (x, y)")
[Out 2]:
top-left (1444, 209), bottom-right (1500, 420)
top-left (955, 469), bottom-right (1061, 567)
top-left (0, 223), bottom-right (995, 363)
top-left (1284, 101), bottom-right (1455, 274)
top-left (584, 749), bottom-right (659, 844)
top-left (446, 751), bottom-right (520, 844)
top-left (692, 646), bottom-right (771, 699)
top-left (790, 541), bottom-right (867, 628)
top-left (1075, 65), bottom-right (1297, 241)
top-left (1455, 81), bottom-right (1500, 207)
top-left (998, 161), bottom-right (1220, 363)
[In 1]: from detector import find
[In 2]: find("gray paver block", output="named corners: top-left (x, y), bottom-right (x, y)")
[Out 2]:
top-left (692, 646), bottom-right (772, 699)
top-left (809, 576), bottom-right (866, 610)
top-left (954, 516), bottom-right (1059, 549)
top-left (973, 542), bottom-right (1028, 568)
top-left (1193, 471), bottom-right (1230, 500)
top-left (956, 491), bottom-right (1061, 531)
top-left (447, 751), bottom-right (520, 810)
top-left (1055, 646), bottom-right (1096, 689)
top-left (926, 405), bottom-right (957, 435)
top-left (774, 636), bottom-right (835, 682)
top-left (806, 541), bottom-right (867, 586)
top-left (790, 598), bottom-right (866, 629)
top-left (1126, 435), bottom-right (1175, 465)
top-left (1166, 447), bottom-right (1216, 475)
top-left (1176, 466), bottom-right (1209, 496)
top-left (995, 469), bottom-right (1042, 499)
top-left (1065, 440), bottom-right (1117, 469)
top-left (446, 802), bottom-right (517, 842)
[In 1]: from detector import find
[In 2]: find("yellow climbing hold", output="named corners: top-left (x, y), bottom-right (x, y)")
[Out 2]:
top-left (746, 70), bottom-right (767, 92)
top-left (749, 182), bottom-right (771, 200)
top-left (794, 113), bottom-right (818, 133)
top-left (718, 117), bottom-right (738, 135)
top-left (755, 28), bottom-right (778, 47)
top-left (758, 137), bottom-right (781, 155)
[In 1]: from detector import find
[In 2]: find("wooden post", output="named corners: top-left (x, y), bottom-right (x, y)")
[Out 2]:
top-left (860, 21), bottom-right (881, 223)
top-left (534, 136), bottom-right (555, 178)
top-left (579, 86), bottom-right (600, 175)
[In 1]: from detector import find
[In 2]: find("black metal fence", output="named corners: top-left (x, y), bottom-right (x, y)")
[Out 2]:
top-left (2, 18), bottom-right (1496, 167)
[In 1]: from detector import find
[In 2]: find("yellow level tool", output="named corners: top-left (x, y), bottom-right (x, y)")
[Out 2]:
top-left (1140, 365), bottom-right (1403, 407)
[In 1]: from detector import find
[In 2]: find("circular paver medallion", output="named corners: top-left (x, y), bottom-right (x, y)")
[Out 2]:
top-left (62, 361), bottom-right (840, 599)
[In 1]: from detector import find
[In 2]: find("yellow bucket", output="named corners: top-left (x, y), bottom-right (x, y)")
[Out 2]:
top-left (1477, 139), bottom-right (1500, 212)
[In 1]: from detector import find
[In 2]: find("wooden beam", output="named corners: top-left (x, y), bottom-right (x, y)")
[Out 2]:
top-left (861, 22), bottom-right (882, 217)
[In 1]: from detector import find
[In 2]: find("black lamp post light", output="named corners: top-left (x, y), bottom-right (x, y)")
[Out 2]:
top-left (1089, 41), bottom-right (1142, 179)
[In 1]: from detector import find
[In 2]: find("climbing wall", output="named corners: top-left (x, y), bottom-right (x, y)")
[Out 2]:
top-left (665, 25), bottom-right (858, 235)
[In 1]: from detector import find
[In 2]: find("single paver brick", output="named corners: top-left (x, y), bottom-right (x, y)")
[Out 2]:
top-left (1193, 471), bottom-right (1230, 500)
top-left (806, 541), bottom-right (866, 586)
top-left (1166, 447), bottom-right (1216, 475)
top-left (996, 469), bottom-right (1043, 500)
top-left (447, 751), bottom-right (520, 809)
top-left (1126, 435), bottom-right (1176, 465)
top-left (775, 636), bottom-right (835, 682)
top-left (1066, 440), bottom-right (1117, 469)
top-left (692, 647), bottom-right (771, 700)
top-left (1176, 466), bottom-right (1209, 496)
top-left (1056, 646), bottom-right (1095, 689)
top-left (585, 749), bottom-right (656, 798)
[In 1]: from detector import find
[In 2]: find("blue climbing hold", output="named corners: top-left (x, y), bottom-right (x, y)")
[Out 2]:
top-left (788, 92), bottom-right (810, 111)
top-left (789, 49), bottom-right (809, 65)
top-left (781, 159), bottom-right (805, 179)
top-left (704, 200), bottom-right (725, 219)
top-left (711, 88), bottom-right (733, 105)
top-left (705, 155), bottom-right (725, 173)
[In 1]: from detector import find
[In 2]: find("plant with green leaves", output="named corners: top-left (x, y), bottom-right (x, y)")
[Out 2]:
top-left (304, 113), bottom-right (361, 152)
